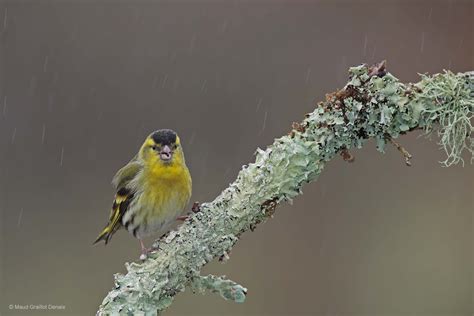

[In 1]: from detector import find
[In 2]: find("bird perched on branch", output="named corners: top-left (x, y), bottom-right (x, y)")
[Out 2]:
top-left (94, 129), bottom-right (192, 259)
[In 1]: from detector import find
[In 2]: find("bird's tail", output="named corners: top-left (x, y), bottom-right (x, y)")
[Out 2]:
top-left (93, 226), bottom-right (113, 245)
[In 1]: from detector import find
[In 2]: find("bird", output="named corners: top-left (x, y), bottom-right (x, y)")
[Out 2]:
top-left (93, 129), bottom-right (192, 258)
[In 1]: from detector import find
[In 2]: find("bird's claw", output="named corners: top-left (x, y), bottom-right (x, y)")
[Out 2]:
top-left (139, 239), bottom-right (160, 260)
top-left (140, 246), bottom-right (159, 260)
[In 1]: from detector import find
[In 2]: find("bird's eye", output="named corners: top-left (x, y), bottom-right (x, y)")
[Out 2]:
top-left (151, 145), bottom-right (158, 151)
top-left (174, 144), bottom-right (179, 149)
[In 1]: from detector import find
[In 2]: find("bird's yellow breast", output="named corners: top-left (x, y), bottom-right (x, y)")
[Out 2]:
top-left (140, 162), bottom-right (192, 220)
top-left (146, 162), bottom-right (191, 191)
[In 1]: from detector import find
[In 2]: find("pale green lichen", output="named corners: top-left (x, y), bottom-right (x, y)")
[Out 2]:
top-left (414, 71), bottom-right (474, 166)
top-left (190, 274), bottom-right (247, 303)
top-left (97, 64), bottom-right (473, 316)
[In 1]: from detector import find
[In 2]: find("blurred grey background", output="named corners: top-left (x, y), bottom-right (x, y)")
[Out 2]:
top-left (0, 1), bottom-right (473, 315)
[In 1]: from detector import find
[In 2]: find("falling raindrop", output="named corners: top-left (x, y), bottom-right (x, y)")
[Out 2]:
top-left (43, 56), bottom-right (49, 72)
top-left (259, 110), bottom-right (268, 135)
top-left (220, 20), bottom-right (228, 33)
top-left (371, 44), bottom-right (377, 60)
top-left (11, 127), bottom-right (16, 144)
top-left (60, 147), bottom-right (64, 166)
top-left (201, 80), bottom-right (207, 93)
top-left (363, 34), bottom-right (368, 56)
top-left (427, 7), bottom-right (433, 21)
top-left (41, 124), bottom-right (46, 144)
top-left (3, 7), bottom-right (6, 31)
top-left (420, 32), bottom-right (425, 53)
top-left (255, 98), bottom-right (262, 112)
top-left (305, 67), bottom-right (311, 84)
top-left (17, 208), bottom-right (24, 227)
top-left (161, 74), bottom-right (168, 88)
top-left (458, 37), bottom-right (464, 50)
top-left (2, 96), bottom-right (6, 116)
top-left (29, 76), bottom-right (37, 94)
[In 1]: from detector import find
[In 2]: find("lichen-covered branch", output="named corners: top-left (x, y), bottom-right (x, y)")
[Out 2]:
top-left (97, 62), bottom-right (473, 315)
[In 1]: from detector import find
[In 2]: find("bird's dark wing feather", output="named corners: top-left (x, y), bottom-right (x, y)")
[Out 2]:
top-left (93, 158), bottom-right (141, 245)
top-left (93, 187), bottom-right (135, 245)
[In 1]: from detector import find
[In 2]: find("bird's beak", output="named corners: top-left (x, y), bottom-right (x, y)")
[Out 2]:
top-left (159, 145), bottom-right (173, 162)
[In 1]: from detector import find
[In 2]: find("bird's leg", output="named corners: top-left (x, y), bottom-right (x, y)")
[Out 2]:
top-left (139, 239), bottom-right (148, 260)
top-left (139, 239), bottom-right (147, 252)
top-left (176, 215), bottom-right (188, 221)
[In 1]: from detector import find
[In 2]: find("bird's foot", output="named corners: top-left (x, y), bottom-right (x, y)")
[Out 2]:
top-left (139, 240), bottom-right (159, 260)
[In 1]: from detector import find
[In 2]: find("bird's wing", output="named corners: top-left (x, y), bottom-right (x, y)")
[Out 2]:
top-left (109, 187), bottom-right (135, 233)
top-left (94, 187), bottom-right (135, 244)
top-left (94, 161), bottom-right (141, 245)
top-left (111, 158), bottom-right (141, 189)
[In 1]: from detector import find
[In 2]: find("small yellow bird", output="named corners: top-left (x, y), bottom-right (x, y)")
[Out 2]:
top-left (94, 129), bottom-right (192, 257)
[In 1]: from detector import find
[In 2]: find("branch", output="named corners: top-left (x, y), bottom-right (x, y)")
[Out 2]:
top-left (97, 62), bottom-right (474, 315)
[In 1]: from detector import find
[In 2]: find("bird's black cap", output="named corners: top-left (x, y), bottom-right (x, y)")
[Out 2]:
top-left (151, 129), bottom-right (177, 145)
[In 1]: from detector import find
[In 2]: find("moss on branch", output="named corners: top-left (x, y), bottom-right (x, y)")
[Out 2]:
top-left (97, 62), bottom-right (473, 315)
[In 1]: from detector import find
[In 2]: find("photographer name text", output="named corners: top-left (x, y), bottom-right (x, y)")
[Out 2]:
top-left (9, 304), bottom-right (66, 310)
